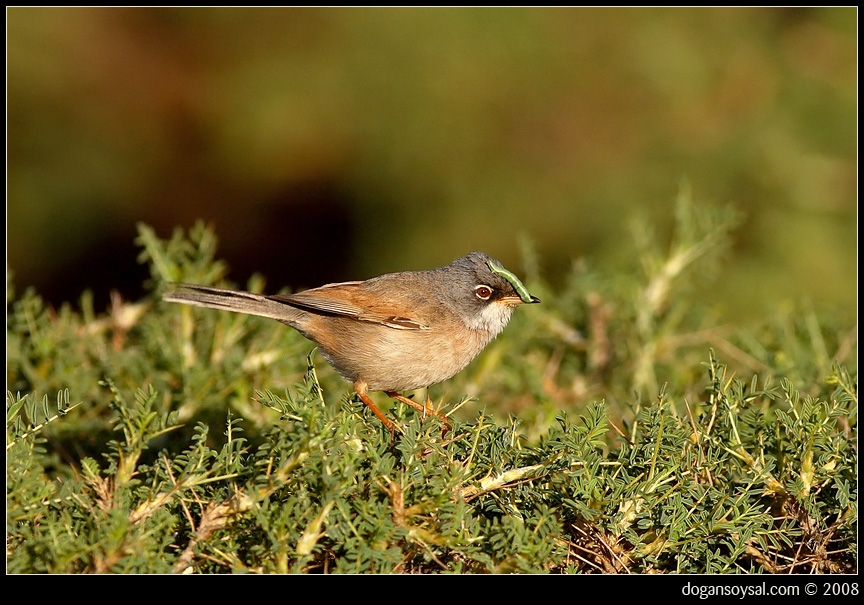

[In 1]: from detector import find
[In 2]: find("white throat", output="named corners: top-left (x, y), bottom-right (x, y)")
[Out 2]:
top-left (463, 303), bottom-right (514, 338)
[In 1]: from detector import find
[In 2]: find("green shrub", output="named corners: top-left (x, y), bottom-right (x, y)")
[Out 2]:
top-left (6, 191), bottom-right (856, 573)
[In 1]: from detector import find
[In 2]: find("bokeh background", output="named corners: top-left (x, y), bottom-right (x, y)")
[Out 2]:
top-left (7, 7), bottom-right (857, 322)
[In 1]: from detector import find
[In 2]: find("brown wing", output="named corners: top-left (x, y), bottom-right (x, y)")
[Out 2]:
top-left (269, 281), bottom-right (429, 331)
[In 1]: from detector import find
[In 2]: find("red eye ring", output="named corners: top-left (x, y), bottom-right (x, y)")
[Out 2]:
top-left (475, 285), bottom-right (493, 300)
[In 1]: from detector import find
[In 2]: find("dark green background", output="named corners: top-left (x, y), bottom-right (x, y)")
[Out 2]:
top-left (7, 7), bottom-right (856, 321)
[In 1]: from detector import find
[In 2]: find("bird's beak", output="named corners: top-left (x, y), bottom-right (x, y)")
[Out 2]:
top-left (499, 294), bottom-right (541, 306)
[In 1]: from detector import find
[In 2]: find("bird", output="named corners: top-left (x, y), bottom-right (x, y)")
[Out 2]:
top-left (163, 252), bottom-right (539, 432)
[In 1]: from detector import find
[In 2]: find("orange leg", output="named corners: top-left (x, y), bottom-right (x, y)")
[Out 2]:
top-left (354, 381), bottom-right (398, 434)
top-left (385, 391), bottom-right (452, 427)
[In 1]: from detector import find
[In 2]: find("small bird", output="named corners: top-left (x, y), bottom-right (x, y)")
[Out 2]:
top-left (163, 252), bottom-right (539, 431)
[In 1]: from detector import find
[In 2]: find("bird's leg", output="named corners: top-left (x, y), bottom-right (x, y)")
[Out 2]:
top-left (385, 391), bottom-right (452, 427)
top-left (354, 381), bottom-right (398, 434)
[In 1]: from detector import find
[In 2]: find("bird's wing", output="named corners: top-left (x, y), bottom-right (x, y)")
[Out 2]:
top-left (270, 281), bottom-right (429, 330)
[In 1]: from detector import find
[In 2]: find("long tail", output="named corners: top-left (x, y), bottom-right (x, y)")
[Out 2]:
top-left (163, 284), bottom-right (301, 323)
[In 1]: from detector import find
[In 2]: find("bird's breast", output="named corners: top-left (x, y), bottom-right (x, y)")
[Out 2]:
top-left (306, 315), bottom-right (496, 391)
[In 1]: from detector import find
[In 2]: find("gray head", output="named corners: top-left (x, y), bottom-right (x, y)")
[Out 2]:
top-left (435, 252), bottom-right (540, 335)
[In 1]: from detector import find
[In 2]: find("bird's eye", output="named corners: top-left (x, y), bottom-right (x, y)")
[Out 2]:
top-left (475, 285), bottom-right (493, 300)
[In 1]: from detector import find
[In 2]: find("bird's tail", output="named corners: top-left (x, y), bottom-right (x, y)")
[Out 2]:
top-left (163, 284), bottom-right (301, 323)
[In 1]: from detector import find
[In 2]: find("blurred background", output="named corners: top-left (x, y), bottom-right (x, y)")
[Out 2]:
top-left (6, 7), bottom-right (857, 321)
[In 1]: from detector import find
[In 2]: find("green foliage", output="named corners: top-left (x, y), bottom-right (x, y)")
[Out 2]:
top-left (6, 194), bottom-right (856, 573)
